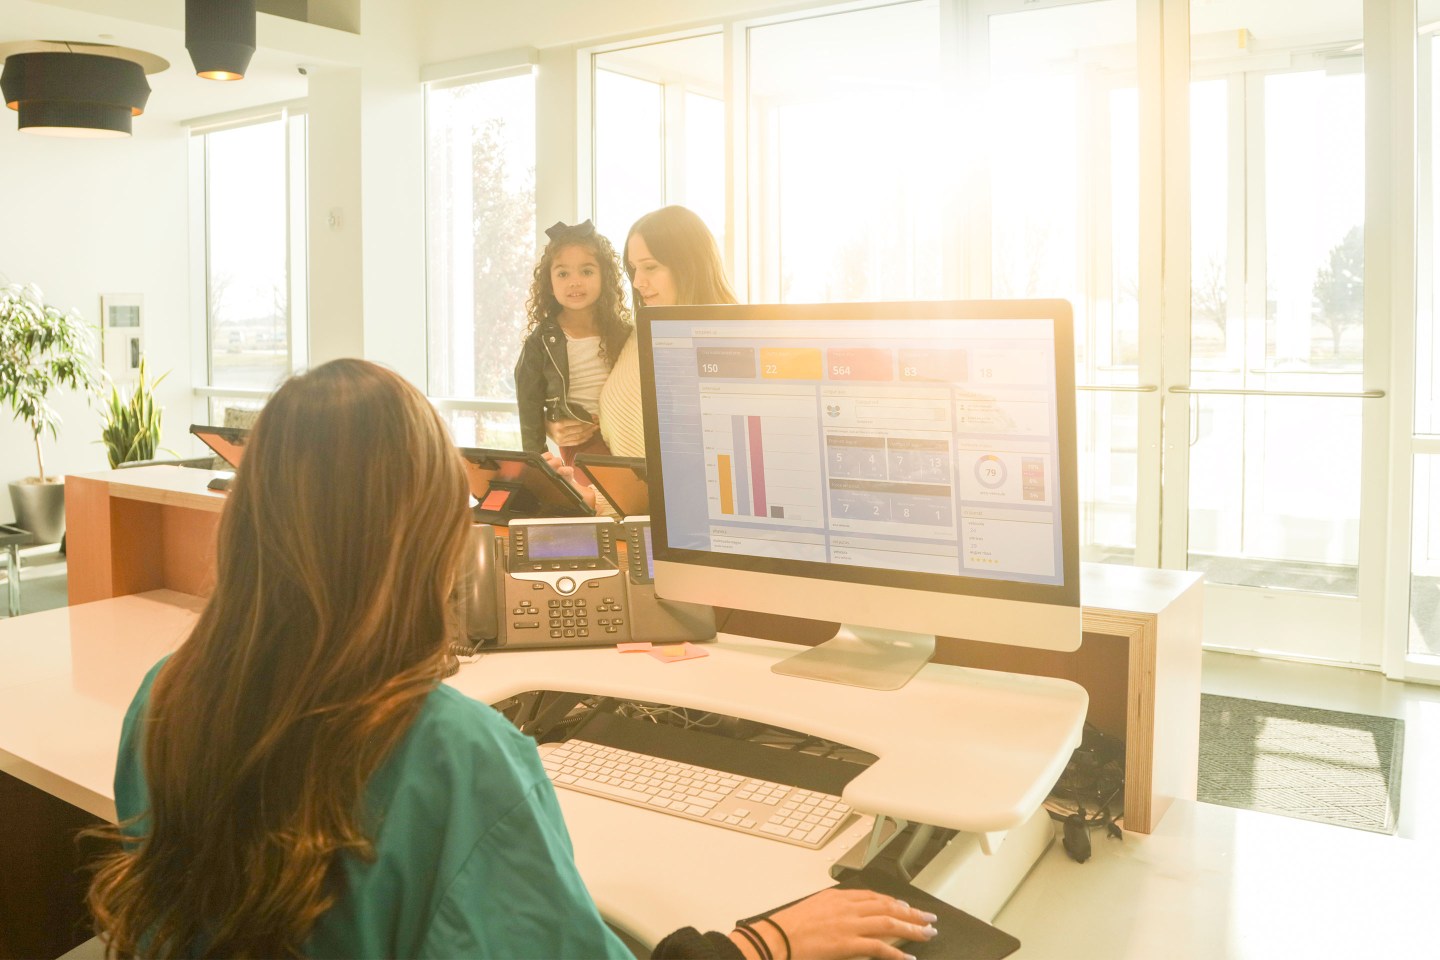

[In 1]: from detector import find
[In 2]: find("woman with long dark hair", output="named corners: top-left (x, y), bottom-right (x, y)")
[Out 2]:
top-left (86, 359), bottom-right (936, 959)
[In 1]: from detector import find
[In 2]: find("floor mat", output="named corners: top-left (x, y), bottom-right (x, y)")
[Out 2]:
top-left (1198, 693), bottom-right (1403, 834)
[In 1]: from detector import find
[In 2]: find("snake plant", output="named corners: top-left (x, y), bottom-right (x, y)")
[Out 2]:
top-left (100, 356), bottom-right (168, 468)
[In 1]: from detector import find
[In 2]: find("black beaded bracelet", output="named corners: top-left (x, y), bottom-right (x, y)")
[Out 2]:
top-left (734, 922), bottom-right (773, 960)
top-left (755, 917), bottom-right (791, 960)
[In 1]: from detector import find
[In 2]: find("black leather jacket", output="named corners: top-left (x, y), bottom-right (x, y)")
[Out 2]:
top-left (514, 318), bottom-right (598, 453)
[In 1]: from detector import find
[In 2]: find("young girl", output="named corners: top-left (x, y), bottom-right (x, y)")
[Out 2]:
top-left (84, 358), bottom-right (935, 959)
top-left (515, 219), bottom-right (632, 464)
top-left (547, 206), bottom-right (737, 508)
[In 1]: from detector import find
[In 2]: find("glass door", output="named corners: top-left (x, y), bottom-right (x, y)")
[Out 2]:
top-left (1175, 0), bottom-right (1384, 665)
top-left (979, 0), bottom-right (1386, 665)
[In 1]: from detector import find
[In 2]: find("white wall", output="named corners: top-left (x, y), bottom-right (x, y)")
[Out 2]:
top-left (305, 0), bottom-right (426, 386)
top-left (358, 0), bottom-right (426, 385)
top-left (0, 121), bottom-right (193, 523)
top-left (307, 68), bottom-right (367, 365)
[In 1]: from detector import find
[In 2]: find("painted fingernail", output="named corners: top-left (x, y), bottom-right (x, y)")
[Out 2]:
top-left (895, 900), bottom-right (910, 909)
top-left (918, 911), bottom-right (938, 923)
top-left (921, 924), bottom-right (939, 938)
top-left (903, 955), bottom-right (917, 960)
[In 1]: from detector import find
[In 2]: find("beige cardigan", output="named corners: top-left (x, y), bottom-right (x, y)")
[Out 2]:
top-left (598, 334), bottom-right (647, 459)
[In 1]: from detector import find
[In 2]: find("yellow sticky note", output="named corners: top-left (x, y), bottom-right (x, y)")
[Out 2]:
top-left (646, 643), bottom-right (709, 663)
top-left (616, 642), bottom-right (653, 653)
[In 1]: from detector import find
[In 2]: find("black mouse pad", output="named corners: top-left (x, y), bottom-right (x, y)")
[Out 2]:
top-left (738, 863), bottom-right (1020, 959)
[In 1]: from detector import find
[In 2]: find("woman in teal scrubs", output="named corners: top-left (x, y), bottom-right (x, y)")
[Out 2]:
top-left (85, 359), bottom-right (936, 959)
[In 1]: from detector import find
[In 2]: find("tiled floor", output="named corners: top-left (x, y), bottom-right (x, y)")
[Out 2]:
top-left (0, 543), bottom-right (67, 620)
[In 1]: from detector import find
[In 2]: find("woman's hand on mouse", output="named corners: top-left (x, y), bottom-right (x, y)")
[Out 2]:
top-left (727, 888), bottom-right (938, 960)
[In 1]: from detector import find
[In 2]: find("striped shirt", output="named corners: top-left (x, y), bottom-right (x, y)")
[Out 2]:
top-left (598, 334), bottom-right (647, 458)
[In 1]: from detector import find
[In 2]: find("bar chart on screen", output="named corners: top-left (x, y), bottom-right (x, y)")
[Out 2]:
top-left (699, 383), bottom-right (825, 526)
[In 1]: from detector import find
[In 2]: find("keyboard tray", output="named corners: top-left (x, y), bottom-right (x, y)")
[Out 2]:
top-left (563, 709), bottom-right (868, 796)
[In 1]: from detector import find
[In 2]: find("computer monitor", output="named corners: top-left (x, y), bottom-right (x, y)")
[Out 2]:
top-left (638, 299), bottom-right (1081, 690)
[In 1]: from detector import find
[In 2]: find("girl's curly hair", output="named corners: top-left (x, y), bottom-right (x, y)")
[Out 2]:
top-left (524, 225), bottom-right (633, 365)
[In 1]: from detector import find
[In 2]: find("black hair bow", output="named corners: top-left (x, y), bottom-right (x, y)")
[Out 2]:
top-left (545, 219), bottom-right (597, 242)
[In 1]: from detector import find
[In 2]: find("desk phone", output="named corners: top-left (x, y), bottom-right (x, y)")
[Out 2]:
top-left (458, 517), bottom-right (714, 649)
top-left (620, 516), bottom-right (715, 644)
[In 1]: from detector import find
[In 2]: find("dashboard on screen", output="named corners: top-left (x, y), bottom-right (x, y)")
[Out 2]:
top-left (642, 305), bottom-right (1078, 607)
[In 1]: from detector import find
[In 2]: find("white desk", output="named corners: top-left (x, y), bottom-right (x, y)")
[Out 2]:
top-left (1, 591), bottom-right (1086, 947)
top-left (66, 465), bottom-right (1201, 835)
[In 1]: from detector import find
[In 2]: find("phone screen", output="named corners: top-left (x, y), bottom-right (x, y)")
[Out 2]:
top-left (527, 524), bottom-right (600, 560)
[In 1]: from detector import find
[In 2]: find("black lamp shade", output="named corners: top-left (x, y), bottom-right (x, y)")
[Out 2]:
top-left (1, 52), bottom-right (150, 137)
top-left (186, 0), bottom-right (257, 81)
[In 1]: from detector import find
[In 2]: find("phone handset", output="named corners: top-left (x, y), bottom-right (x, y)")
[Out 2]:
top-left (456, 523), bottom-right (502, 647)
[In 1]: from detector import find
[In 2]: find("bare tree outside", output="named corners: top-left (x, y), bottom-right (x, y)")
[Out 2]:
top-left (469, 114), bottom-right (534, 399)
top-left (1192, 255), bottom-right (1228, 338)
top-left (425, 76), bottom-right (536, 404)
top-left (1311, 224), bottom-right (1363, 360)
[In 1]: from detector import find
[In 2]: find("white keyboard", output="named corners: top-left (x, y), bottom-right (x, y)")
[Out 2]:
top-left (539, 738), bottom-right (856, 849)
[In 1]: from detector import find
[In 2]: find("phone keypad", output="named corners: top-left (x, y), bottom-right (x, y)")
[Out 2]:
top-left (548, 597), bottom-right (590, 639)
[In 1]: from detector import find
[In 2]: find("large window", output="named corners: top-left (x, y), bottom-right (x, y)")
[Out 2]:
top-left (588, 1), bottom-right (1139, 567)
top-left (747, 2), bottom-right (942, 303)
top-left (592, 35), bottom-right (725, 249)
top-left (191, 111), bottom-right (308, 424)
top-left (424, 70), bottom-right (536, 448)
top-left (983, 0), bottom-right (1140, 565)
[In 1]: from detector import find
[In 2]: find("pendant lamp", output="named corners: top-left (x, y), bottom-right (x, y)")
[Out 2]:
top-left (1, 46), bottom-right (160, 139)
top-left (186, 0), bottom-right (257, 81)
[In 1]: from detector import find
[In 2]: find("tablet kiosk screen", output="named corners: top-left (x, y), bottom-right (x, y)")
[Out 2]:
top-left (511, 462), bottom-right (581, 512)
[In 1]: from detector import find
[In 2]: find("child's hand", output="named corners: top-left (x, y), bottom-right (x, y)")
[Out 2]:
top-left (542, 452), bottom-right (598, 510)
top-left (546, 418), bottom-right (598, 446)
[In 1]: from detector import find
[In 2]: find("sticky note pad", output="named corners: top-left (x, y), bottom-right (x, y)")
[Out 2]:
top-left (616, 642), bottom-right (653, 653)
top-left (480, 489), bottom-right (511, 512)
top-left (647, 643), bottom-right (709, 663)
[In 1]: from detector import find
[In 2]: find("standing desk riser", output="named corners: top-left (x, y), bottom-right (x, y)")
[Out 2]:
top-left (65, 465), bottom-right (1202, 835)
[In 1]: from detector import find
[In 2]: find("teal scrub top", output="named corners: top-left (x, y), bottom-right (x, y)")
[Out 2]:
top-left (114, 660), bottom-right (634, 959)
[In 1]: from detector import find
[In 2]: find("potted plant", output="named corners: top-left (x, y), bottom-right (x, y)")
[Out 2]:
top-left (99, 356), bottom-right (168, 468)
top-left (0, 281), bottom-right (101, 544)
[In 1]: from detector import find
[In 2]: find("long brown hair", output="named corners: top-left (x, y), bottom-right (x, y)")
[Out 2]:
top-left (625, 205), bottom-right (738, 311)
top-left (524, 222), bottom-right (633, 364)
top-left (86, 359), bottom-right (472, 958)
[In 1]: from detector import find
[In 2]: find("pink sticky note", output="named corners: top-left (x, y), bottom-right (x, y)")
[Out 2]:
top-left (646, 642), bottom-right (709, 663)
top-left (616, 642), bottom-right (653, 653)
